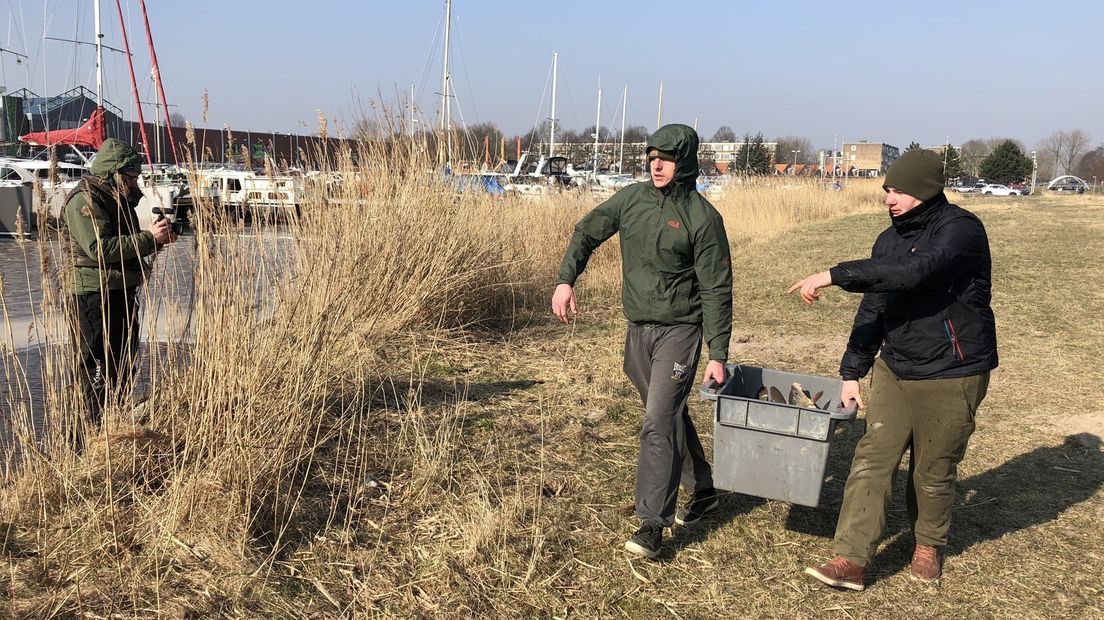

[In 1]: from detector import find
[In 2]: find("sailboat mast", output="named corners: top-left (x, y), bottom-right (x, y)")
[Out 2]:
top-left (113, 0), bottom-right (151, 163)
top-left (138, 0), bottom-right (179, 165)
top-left (592, 83), bottom-right (601, 174)
top-left (440, 0), bottom-right (452, 164)
top-left (619, 84), bottom-right (626, 174)
top-left (656, 81), bottom-right (663, 130)
top-left (549, 51), bottom-right (557, 158)
top-left (94, 0), bottom-right (104, 109)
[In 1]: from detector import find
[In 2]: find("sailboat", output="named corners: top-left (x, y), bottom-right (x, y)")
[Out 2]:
top-left (502, 52), bottom-right (573, 197)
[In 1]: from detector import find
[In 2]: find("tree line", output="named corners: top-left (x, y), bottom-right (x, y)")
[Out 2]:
top-left (355, 105), bottom-right (1102, 184)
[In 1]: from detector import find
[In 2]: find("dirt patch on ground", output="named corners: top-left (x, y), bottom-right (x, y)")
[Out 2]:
top-left (1048, 411), bottom-right (1104, 449)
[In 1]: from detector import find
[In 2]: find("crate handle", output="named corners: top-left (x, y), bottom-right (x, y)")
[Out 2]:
top-left (699, 378), bottom-right (725, 401)
top-left (828, 400), bottom-right (859, 420)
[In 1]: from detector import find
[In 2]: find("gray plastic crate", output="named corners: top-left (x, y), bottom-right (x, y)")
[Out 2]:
top-left (700, 364), bottom-right (858, 507)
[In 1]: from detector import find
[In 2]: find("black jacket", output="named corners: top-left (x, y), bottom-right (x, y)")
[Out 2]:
top-left (830, 194), bottom-right (998, 381)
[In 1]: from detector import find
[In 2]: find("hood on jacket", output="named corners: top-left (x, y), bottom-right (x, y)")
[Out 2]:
top-left (89, 138), bottom-right (144, 179)
top-left (646, 124), bottom-right (700, 186)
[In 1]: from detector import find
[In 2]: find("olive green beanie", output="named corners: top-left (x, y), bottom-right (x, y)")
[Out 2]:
top-left (883, 149), bottom-right (945, 201)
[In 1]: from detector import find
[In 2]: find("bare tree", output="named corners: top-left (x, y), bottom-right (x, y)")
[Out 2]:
top-left (773, 135), bottom-right (815, 164)
top-left (1037, 132), bottom-right (1066, 177)
top-left (1062, 129), bottom-right (1091, 175)
top-left (959, 139), bottom-right (991, 177)
top-left (711, 126), bottom-right (737, 142)
top-left (457, 122), bottom-right (502, 162)
top-left (622, 125), bottom-right (649, 143)
top-left (1037, 129), bottom-right (1092, 177)
top-left (168, 111), bottom-right (187, 127)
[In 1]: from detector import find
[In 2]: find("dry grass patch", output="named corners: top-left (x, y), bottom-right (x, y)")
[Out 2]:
top-left (1, 161), bottom-right (1100, 619)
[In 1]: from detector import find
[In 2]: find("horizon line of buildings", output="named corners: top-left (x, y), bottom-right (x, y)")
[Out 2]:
top-left (0, 87), bottom-right (926, 178)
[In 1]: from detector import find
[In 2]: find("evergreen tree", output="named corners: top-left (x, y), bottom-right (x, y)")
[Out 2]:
top-left (943, 144), bottom-right (965, 183)
top-left (905, 141), bottom-right (923, 153)
top-left (978, 140), bottom-right (1032, 185)
top-left (734, 132), bottom-right (772, 175)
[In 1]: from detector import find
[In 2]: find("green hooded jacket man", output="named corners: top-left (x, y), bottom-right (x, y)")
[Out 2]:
top-left (62, 138), bottom-right (176, 441)
top-left (552, 124), bottom-right (733, 559)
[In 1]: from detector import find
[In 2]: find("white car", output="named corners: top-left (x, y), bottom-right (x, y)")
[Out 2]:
top-left (979, 183), bottom-right (1021, 196)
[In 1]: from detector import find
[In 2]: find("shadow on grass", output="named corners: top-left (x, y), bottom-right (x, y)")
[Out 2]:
top-left (783, 432), bottom-right (1103, 584)
top-left (869, 432), bottom-right (1104, 581)
top-left (663, 491), bottom-right (768, 559)
top-left (782, 417), bottom-right (865, 538)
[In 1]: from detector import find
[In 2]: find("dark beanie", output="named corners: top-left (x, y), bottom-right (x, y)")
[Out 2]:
top-left (883, 149), bottom-right (945, 201)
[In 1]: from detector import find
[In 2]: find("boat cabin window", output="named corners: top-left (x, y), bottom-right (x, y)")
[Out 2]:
top-left (226, 178), bottom-right (242, 192)
top-left (0, 167), bottom-right (23, 182)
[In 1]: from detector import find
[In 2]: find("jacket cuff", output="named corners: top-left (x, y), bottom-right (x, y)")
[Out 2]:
top-left (829, 265), bottom-right (848, 288)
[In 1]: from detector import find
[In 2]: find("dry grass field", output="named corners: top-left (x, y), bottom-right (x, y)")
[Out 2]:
top-left (0, 144), bottom-right (1101, 619)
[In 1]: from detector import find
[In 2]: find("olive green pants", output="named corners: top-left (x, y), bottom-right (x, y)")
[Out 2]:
top-left (834, 358), bottom-right (989, 566)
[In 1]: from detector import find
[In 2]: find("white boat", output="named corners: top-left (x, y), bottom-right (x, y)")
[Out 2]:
top-left (0, 158), bottom-right (85, 225)
top-left (193, 168), bottom-right (301, 219)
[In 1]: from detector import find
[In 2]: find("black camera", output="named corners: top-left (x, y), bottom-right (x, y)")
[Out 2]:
top-left (151, 203), bottom-right (191, 235)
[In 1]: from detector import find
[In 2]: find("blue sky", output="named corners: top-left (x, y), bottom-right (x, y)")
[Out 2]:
top-left (2, 0), bottom-right (1100, 151)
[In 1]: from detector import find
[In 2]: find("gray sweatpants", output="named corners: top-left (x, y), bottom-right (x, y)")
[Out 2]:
top-left (623, 322), bottom-right (714, 527)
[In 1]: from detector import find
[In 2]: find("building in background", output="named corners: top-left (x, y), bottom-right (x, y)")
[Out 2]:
top-left (840, 141), bottom-right (900, 177)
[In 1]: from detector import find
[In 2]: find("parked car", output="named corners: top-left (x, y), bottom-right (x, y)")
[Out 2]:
top-left (1009, 183), bottom-right (1028, 193)
top-left (979, 183), bottom-right (1022, 196)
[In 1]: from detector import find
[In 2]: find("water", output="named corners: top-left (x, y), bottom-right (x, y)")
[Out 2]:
top-left (0, 226), bottom-right (296, 455)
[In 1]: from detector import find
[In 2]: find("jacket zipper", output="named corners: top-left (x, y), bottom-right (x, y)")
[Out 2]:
top-left (943, 319), bottom-right (965, 361)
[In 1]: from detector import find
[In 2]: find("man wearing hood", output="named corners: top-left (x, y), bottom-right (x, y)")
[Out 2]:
top-left (63, 138), bottom-right (176, 442)
top-left (553, 124), bottom-right (733, 559)
top-left (789, 150), bottom-right (998, 590)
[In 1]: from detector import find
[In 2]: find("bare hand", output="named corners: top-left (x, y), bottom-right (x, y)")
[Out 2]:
top-left (787, 270), bottom-right (832, 304)
top-left (702, 360), bottom-right (727, 386)
top-left (840, 379), bottom-right (865, 410)
top-left (551, 283), bottom-right (577, 324)
top-left (150, 219), bottom-right (177, 245)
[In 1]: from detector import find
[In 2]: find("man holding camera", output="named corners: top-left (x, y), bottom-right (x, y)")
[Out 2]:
top-left (63, 138), bottom-right (176, 440)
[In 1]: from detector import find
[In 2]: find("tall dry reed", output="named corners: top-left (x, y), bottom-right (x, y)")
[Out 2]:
top-left (0, 128), bottom-right (885, 615)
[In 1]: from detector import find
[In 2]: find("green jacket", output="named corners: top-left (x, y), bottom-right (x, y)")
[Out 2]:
top-left (557, 124), bottom-right (733, 360)
top-left (63, 138), bottom-right (157, 294)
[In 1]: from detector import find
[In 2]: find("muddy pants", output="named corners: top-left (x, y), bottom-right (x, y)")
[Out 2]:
top-left (624, 322), bottom-right (713, 527)
top-left (67, 287), bottom-right (140, 431)
top-left (834, 357), bottom-right (989, 566)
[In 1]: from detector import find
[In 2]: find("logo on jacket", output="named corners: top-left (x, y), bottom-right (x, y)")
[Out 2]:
top-left (666, 220), bottom-right (680, 229)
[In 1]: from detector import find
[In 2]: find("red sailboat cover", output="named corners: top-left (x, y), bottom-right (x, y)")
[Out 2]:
top-left (19, 106), bottom-right (106, 148)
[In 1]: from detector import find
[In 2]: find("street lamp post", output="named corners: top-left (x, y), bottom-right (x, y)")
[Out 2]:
top-left (791, 149), bottom-right (801, 175)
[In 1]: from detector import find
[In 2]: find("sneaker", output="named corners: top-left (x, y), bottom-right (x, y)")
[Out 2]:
top-left (674, 488), bottom-right (720, 525)
top-left (624, 523), bottom-right (662, 559)
top-left (910, 544), bottom-right (942, 583)
top-left (805, 556), bottom-right (866, 591)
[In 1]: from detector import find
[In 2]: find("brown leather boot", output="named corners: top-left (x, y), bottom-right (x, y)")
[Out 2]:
top-left (805, 556), bottom-right (865, 591)
top-left (910, 544), bottom-right (942, 583)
